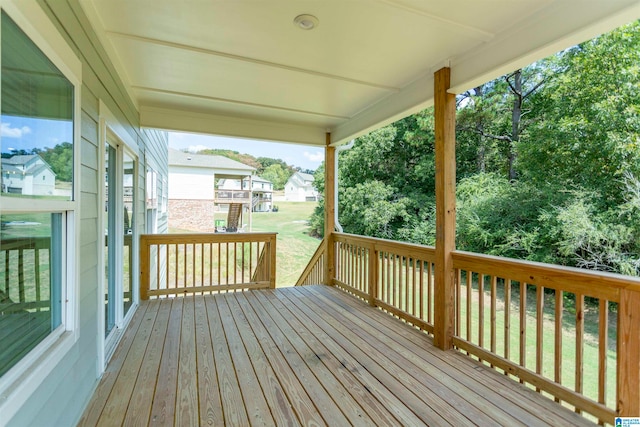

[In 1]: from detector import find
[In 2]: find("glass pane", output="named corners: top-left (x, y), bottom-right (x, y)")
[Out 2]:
top-left (123, 152), bottom-right (134, 316)
top-left (105, 144), bottom-right (116, 336)
top-left (1, 12), bottom-right (74, 200)
top-left (0, 212), bottom-right (62, 378)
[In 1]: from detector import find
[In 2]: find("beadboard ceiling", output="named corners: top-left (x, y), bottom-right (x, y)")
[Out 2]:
top-left (79, 0), bottom-right (640, 145)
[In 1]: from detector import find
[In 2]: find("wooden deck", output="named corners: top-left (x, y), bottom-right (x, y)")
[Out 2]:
top-left (79, 285), bottom-right (597, 426)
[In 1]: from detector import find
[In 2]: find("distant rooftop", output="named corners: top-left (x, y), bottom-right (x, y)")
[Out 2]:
top-left (168, 148), bottom-right (255, 172)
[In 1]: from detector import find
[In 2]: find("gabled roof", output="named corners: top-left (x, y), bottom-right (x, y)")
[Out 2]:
top-left (80, 0), bottom-right (639, 146)
top-left (168, 148), bottom-right (255, 172)
top-left (2, 154), bottom-right (38, 166)
top-left (296, 172), bottom-right (314, 182)
top-left (287, 172), bottom-right (315, 188)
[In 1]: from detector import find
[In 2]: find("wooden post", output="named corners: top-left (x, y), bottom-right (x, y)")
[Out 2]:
top-left (433, 67), bottom-right (456, 350)
top-left (269, 234), bottom-right (277, 289)
top-left (617, 288), bottom-right (640, 416)
top-left (139, 234), bottom-right (149, 300)
top-left (324, 133), bottom-right (336, 286)
top-left (368, 243), bottom-right (377, 306)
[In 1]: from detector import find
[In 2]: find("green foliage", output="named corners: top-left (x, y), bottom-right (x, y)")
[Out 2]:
top-left (37, 142), bottom-right (73, 182)
top-left (261, 163), bottom-right (291, 190)
top-left (196, 148), bottom-right (260, 169)
top-left (308, 21), bottom-right (640, 277)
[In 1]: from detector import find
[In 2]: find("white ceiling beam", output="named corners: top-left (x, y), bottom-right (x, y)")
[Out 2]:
top-left (140, 106), bottom-right (327, 146)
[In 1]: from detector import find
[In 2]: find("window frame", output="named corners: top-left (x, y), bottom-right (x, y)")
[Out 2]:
top-left (0, 0), bottom-right (81, 421)
top-left (98, 101), bottom-right (140, 370)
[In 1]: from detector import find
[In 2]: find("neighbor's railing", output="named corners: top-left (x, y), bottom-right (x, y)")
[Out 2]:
top-left (140, 233), bottom-right (276, 299)
top-left (214, 190), bottom-right (252, 204)
top-left (296, 232), bottom-right (640, 424)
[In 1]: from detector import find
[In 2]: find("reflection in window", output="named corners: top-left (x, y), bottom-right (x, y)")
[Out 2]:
top-left (0, 10), bottom-right (75, 379)
top-left (0, 213), bottom-right (62, 377)
top-left (123, 152), bottom-right (134, 317)
top-left (1, 12), bottom-right (74, 200)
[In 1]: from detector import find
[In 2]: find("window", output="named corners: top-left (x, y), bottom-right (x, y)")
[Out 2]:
top-left (0, 6), bottom-right (78, 385)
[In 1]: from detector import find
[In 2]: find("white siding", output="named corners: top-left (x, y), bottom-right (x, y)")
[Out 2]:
top-left (168, 166), bottom-right (214, 200)
top-left (4, 1), bottom-right (168, 426)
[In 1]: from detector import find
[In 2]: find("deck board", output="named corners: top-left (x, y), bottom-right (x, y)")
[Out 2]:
top-left (79, 285), bottom-right (598, 427)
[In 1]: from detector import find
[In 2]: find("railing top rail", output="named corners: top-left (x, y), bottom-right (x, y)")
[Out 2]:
top-left (453, 250), bottom-right (640, 299)
top-left (334, 232), bottom-right (436, 259)
top-left (140, 232), bottom-right (277, 244)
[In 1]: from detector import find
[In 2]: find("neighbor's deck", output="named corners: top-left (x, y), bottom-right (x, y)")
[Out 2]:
top-left (79, 285), bottom-right (596, 426)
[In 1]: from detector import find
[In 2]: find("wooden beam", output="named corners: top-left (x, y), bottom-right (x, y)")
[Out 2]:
top-left (433, 67), bottom-right (456, 350)
top-left (324, 134), bottom-right (336, 285)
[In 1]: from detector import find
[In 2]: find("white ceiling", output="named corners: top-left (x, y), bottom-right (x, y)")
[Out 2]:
top-left (79, 0), bottom-right (640, 146)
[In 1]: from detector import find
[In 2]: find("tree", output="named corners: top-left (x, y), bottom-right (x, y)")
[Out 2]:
top-left (39, 142), bottom-right (73, 182)
top-left (261, 163), bottom-right (291, 190)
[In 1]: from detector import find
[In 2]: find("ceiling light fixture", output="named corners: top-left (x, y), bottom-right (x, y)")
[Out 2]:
top-left (293, 14), bottom-right (319, 30)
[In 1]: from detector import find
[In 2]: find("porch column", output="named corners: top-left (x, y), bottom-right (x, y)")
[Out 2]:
top-left (248, 174), bottom-right (253, 232)
top-left (434, 67), bottom-right (456, 350)
top-left (324, 133), bottom-right (336, 286)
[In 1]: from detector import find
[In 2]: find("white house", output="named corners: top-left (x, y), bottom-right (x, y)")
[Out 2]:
top-left (285, 171), bottom-right (318, 202)
top-left (1, 155), bottom-right (56, 196)
top-left (251, 176), bottom-right (273, 212)
top-left (168, 148), bottom-right (255, 230)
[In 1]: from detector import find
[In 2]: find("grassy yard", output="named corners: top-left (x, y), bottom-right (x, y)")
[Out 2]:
top-left (169, 202), bottom-right (321, 287)
top-left (251, 202), bottom-right (321, 287)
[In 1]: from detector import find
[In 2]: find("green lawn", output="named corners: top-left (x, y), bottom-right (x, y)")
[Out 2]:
top-left (251, 202), bottom-right (321, 287)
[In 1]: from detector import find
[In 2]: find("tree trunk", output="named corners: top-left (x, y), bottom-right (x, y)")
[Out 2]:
top-left (475, 85), bottom-right (486, 173)
top-left (509, 70), bottom-right (523, 181)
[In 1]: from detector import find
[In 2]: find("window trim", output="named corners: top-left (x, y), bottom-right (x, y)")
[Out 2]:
top-left (0, 0), bottom-right (82, 422)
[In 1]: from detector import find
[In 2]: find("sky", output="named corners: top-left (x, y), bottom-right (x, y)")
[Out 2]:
top-left (169, 132), bottom-right (324, 171)
top-left (1, 115), bottom-right (72, 153)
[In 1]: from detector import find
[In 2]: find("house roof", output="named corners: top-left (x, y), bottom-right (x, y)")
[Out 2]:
top-left (252, 176), bottom-right (273, 184)
top-left (295, 172), bottom-right (314, 182)
top-left (2, 155), bottom-right (38, 165)
top-left (79, 1), bottom-right (639, 146)
top-left (288, 172), bottom-right (315, 187)
top-left (168, 148), bottom-right (255, 172)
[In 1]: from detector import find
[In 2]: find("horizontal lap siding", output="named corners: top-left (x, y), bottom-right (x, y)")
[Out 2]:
top-left (7, 1), bottom-right (168, 426)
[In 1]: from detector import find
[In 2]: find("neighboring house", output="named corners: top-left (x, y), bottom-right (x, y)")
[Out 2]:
top-left (218, 175), bottom-right (273, 212)
top-left (1, 155), bottom-right (56, 196)
top-left (251, 176), bottom-right (273, 212)
top-left (285, 172), bottom-right (318, 202)
top-left (168, 148), bottom-right (256, 230)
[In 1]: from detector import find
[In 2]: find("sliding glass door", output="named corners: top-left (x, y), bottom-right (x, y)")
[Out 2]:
top-left (103, 134), bottom-right (137, 347)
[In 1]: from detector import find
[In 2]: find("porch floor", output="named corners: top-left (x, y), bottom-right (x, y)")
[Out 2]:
top-left (78, 285), bottom-right (595, 426)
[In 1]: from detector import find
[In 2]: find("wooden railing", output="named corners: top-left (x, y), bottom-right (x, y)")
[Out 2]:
top-left (295, 232), bottom-right (640, 424)
top-left (299, 233), bottom-right (436, 333)
top-left (140, 232), bottom-right (276, 299)
top-left (214, 190), bottom-right (251, 204)
top-left (294, 237), bottom-right (326, 286)
top-left (1, 237), bottom-right (51, 312)
top-left (452, 251), bottom-right (640, 423)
